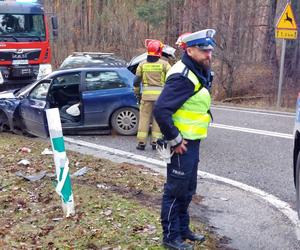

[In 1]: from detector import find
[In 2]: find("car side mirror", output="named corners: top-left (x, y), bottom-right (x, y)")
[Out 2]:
top-left (18, 94), bottom-right (26, 100)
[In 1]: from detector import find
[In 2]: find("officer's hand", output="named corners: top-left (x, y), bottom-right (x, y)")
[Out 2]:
top-left (173, 139), bottom-right (188, 154)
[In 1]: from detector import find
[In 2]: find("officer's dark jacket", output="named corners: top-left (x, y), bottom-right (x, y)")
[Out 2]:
top-left (153, 52), bottom-right (212, 144)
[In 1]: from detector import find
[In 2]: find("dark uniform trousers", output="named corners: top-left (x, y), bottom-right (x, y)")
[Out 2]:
top-left (161, 139), bottom-right (200, 241)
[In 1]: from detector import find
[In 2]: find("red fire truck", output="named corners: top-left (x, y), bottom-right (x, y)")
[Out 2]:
top-left (0, 0), bottom-right (57, 91)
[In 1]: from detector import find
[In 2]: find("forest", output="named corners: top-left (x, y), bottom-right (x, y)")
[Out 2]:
top-left (42, 0), bottom-right (300, 108)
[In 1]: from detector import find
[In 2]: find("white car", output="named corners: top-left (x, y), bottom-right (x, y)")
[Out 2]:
top-left (127, 45), bottom-right (176, 74)
top-left (293, 94), bottom-right (300, 218)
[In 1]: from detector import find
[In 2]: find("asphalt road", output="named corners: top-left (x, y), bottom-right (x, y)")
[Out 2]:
top-left (70, 105), bottom-right (296, 208)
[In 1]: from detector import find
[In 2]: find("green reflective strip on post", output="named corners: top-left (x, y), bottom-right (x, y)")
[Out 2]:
top-left (59, 168), bottom-right (73, 203)
top-left (52, 137), bottom-right (65, 153)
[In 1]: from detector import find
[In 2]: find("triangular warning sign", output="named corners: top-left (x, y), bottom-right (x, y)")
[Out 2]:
top-left (276, 3), bottom-right (298, 30)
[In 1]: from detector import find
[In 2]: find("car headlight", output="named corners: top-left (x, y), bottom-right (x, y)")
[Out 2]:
top-left (37, 64), bottom-right (52, 80)
top-left (0, 71), bottom-right (3, 84)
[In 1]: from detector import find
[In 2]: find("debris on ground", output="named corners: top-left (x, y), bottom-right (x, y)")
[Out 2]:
top-left (71, 166), bottom-right (90, 177)
top-left (15, 170), bottom-right (47, 181)
top-left (97, 183), bottom-right (111, 190)
top-left (0, 133), bottom-right (220, 249)
top-left (17, 159), bottom-right (30, 166)
top-left (19, 147), bottom-right (31, 153)
top-left (41, 148), bottom-right (53, 155)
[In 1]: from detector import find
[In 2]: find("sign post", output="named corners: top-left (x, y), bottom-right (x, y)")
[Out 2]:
top-left (46, 108), bottom-right (75, 217)
top-left (275, 2), bottom-right (298, 108)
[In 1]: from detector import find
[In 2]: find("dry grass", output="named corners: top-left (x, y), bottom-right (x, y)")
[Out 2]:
top-left (0, 133), bottom-right (220, 249)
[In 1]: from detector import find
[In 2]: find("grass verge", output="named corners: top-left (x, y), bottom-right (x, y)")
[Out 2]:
top-left (0, 133), bottom-right (219, 249)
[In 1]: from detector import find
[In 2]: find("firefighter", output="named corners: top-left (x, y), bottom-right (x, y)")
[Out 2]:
top-left (154, 29), bottom-right (216, 249)
top-left (134, 39), bottom-right (171, 150)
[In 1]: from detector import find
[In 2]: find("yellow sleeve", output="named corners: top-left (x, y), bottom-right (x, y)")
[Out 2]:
top-left (165, 62), bottom-right (171, 73)
top-left (136, 63), bottom-right (142, 77)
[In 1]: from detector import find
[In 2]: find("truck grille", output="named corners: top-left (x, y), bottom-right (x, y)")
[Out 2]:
top-left (0, 49), bottom-right (41, 61)
top-left (10, 66), bottom-right (33, 78)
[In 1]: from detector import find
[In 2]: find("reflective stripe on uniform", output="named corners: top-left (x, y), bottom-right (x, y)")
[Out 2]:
top-left (142, 86), bottom-right (163, 96)
top-left (143, 90), bottom-right (162, 95)
top-left (169, 133), bottom-right (183, 147)
top-left (173, 122), bottom-right (208, 139)
top-left (142, 63), bottom-right (166, 85)
top-left (137, 131), bottom-right (148, 139)
top-left (188, 70), bottom-right (201, 92)
top-left (166, 61), bottom-right (201, 93)
top-left (151, 131), bottom-right (162, 139)
top-left (142, 64), bottom-right (163, 72)
top-left (173, 109), bottom-right (210, 123)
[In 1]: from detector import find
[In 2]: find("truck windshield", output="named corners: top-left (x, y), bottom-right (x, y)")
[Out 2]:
top-left (0, 14), bottom-right (45, 41)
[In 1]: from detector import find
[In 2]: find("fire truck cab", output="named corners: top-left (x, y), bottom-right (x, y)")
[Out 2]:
top-left (0, 0), bottom-right (57, 91)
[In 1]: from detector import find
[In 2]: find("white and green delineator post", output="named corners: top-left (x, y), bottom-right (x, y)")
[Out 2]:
top-left (46, 108), bottom-right (75, 217)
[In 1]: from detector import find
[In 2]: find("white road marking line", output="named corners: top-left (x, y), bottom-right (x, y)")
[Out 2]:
top-left (210, 123), bottom-right (293, 139)
top-left (199, 171), bottom-right (300, 240)
top-left (64, 136), bottom-right (300, 240)
top-left (212, 106), bottom-right (295, 118)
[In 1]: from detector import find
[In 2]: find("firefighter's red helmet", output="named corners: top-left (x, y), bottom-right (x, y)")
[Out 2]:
top-left (146, 39), bottom-right (163, 57)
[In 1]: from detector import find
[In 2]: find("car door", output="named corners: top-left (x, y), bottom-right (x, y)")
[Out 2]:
top-left (81, 69), bottom-right (131, 126)
top-left (19, 80), bottom-right (51, 138)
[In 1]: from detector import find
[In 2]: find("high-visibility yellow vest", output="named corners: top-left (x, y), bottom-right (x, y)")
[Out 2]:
top-left (167, 60), bottom-right (211, 140)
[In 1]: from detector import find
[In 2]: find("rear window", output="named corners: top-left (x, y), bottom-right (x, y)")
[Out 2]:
top-left (85, 71), bottom-right (126, 91)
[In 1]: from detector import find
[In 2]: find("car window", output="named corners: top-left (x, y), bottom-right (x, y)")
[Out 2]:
top-left (59, 56), bottom-right (90, 69)
top-left (59, 54), bottom-right (127, 69)
top-left (52, 72), bottom-right (81, 86)
top-left (85, 71), bottom-right (126, 91)
top-left (28, 82), bottom-right (50, 100)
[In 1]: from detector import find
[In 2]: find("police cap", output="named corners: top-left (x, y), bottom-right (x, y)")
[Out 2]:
top-left (182, 29), bottom-right (216, 50)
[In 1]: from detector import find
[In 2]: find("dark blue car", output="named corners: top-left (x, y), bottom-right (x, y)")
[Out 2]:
top-left (0, 67), bottom-right (139, 137)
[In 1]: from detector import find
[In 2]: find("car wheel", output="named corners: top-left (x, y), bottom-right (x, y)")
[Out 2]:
top-left (296, 151), bottom-right (300, 219)
top-left (0, 111), bottom-right (9, 132)
top-left (111, 108), bottom-right (139, 135)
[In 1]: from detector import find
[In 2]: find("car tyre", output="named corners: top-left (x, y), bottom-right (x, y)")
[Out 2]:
top-left (111, 108), bottom-right (139, 135)
top-left (0, 112), bottom-right (9, 132)
top-left (296, 151), bottom-right (300, 219)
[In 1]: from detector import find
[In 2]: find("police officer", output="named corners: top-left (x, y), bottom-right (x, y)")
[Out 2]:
top-left (134, 39), bottom-right (171, 150)
top-left (154, 29), bottom-right (216, 250)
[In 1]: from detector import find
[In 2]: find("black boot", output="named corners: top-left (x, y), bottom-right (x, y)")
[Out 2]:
top-left (151, 142), bottom-right (157, 150)
top-left (182, 231), bottom-right (205, 242)
top-left (136, 143), bottom-right (145, 150)
top-left (162, 239), bottom-right (193, 250)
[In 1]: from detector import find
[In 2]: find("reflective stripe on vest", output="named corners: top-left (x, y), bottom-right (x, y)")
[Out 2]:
top-left (170, 60), bottom-right (211, 140)
top-left (142, 63), bottom-right (165, 85)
